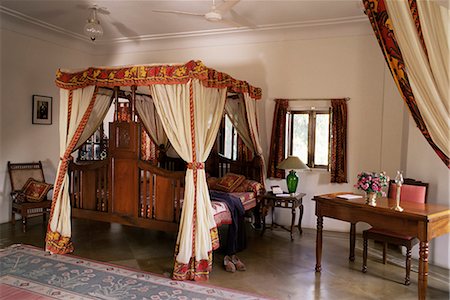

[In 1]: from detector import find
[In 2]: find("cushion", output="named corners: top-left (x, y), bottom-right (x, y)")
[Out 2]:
top-left (214, 173), bottom-right (246, 193)
top-left (21, 178), bottom-right (53, 202)
top-left (207, 177), bottom-right (219, 190)
top-left (233, 179), bottom-right (264, 195)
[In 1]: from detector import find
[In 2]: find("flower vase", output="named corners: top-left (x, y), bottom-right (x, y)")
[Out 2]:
top-left (366, 192), bottom-right (377, 206)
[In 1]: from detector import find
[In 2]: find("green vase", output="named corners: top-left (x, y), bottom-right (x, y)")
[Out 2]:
top-left (286, 170), bottom-right (299, 194)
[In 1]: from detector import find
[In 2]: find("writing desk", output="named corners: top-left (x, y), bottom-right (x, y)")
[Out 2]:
top-left (312, 193), bottom-right (450, 300)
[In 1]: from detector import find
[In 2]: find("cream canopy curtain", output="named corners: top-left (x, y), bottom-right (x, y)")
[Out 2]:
top-left (46, 86), bottom-right (113, 253)
top-left (150, 79), bottom-right (226, 281)
top-left (224, 95), bottom-right (254, 152)
top-left (244, 93), bottom-right (266, 182)
top-left (135, 94), bottom-right (169, 149)
top-left (76, 88), bottom-right (113, 149)
top-left (385, 0), bottom-right (449, 158)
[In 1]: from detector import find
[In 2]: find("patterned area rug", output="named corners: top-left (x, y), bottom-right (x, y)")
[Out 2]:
top-left (0, 244), bottom-right (269, 300)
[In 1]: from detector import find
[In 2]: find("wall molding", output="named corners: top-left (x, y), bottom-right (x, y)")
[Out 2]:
top-left (1, 5), bottom-right (372, 55)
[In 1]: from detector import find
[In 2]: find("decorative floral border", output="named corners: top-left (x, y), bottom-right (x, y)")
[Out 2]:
top-left (55, 60), bottom-right (262, 100)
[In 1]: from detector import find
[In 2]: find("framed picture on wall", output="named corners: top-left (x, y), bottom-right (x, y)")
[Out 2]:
top-left (32, 95), bottom-right (52, 125)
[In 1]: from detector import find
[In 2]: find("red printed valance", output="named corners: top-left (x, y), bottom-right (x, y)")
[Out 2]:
top-left (55, 60), bottom-right (262, 100)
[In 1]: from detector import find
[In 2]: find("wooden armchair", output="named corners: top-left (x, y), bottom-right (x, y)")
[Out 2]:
top-left (362, 178), bottom-right (429, 285)
top-left (8, 161), bottom-right (53, 232)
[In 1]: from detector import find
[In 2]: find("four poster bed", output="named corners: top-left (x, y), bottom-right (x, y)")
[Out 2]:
top-left (46, 60), bottom-right (265, 281)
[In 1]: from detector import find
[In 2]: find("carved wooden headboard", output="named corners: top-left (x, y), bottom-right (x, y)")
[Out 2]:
top-left (158, 151), bottom-right (263, 184)
top-left (205, 152), bottom-right (263, 183)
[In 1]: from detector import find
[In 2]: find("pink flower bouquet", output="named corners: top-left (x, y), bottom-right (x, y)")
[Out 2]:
top-left (355, 171), bottom-right (389, 196)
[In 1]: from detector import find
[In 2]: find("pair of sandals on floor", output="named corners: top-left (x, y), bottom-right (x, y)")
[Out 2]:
top-left (224, 255), bottom-right (246, 272)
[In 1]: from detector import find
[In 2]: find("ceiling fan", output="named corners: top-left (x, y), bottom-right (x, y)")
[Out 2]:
top-left (153, 0), bottom-right (254, 28)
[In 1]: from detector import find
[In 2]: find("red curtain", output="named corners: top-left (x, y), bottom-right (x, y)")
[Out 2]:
top-left (330, 99), bottom-right (347, 183)
top-left (267, 99), bottom-right (289, 178)
top-left (363, 0), bottom-right (449, 168)
top-left (237, 135), bottom-right (254, 162)
top-left (140, 127), bottom-right (158, 163)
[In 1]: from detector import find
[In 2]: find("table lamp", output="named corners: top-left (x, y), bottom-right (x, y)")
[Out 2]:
top-left (277, 156), bottom-right (309, 195)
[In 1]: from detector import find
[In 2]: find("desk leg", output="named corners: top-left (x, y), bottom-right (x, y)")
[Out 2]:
top-left (253, 201), bottom-right (262, 230)
top-left (349, 223), bottom-right (356, 262)
top-left (418, 241), bottom-right (429, 300)
top-left (260, 203), bottom-right (267, 236)
top-left (290, 206), bottom-right (296, 241)
top-left (315, 215), bottom-right (323, 272)
top-left (298, 203), bottom-right (304, 235)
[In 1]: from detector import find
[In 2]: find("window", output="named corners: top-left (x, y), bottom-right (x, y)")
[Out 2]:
top-left (218, 114), bottom-right (238, 160)
top-left (286, 110), bottom-right (330, 168)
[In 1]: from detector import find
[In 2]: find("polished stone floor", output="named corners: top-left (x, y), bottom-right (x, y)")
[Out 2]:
top-left (1, 217), bottom-right (449, 300)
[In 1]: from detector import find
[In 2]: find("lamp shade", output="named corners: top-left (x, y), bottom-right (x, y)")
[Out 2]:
top-left (277, 156), bottom-right (309, 170)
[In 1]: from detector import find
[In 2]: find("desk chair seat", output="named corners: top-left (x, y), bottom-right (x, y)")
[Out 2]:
top-left (362, 178), bottom-right (428, 285)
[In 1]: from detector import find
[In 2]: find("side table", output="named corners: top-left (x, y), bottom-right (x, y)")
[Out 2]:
top-left (258, 192), bottom-right (306, 241)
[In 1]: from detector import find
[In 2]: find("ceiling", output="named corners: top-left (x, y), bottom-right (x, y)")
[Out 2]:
top-left (0, 0), bottom-right (367, 43)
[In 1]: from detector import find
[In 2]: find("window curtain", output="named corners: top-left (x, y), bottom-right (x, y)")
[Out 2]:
top-left (75, 89), bottom-right (113, 149)
top-left (330, 99), bottom-right (348, 183)
top-left (237, 136), bottom-right (254, 162)
top-left (267, 99), bottom-right (289, 179)
top-left (135, 94), bottom-right (170, 150)
top-left (363, 0), bottom-right (449, 168)
top-left (224, 95), bottom-right (254, 152)
top-left (150, 79), bottom-right (226, 281)
top-left (243, 93), bottom-right (266, 184)
top-left (46, 86), bottom-right (114, 254)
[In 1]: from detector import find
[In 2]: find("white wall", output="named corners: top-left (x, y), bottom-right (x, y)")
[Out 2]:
top-left (101, 34), bottom-right (403, 234)
top-left (99, 35), bottom-right (449, 268)
top-left (1, 21), bottom-right (448, 269)
top-left (0, 28), bottom-right (93, 223)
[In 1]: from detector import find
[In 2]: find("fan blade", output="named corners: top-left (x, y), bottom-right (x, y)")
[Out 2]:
top-left (230, 10), bottom-right (257, 28)
top-left (76, 4), bottom-right (110, 15)
top-left (216, 0), bottom-right (240, 14)
top-left (152, 9), bottom-right (204, 17)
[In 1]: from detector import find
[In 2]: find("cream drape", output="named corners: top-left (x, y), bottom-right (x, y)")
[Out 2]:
top-left (150, 79), bottom-right (226, 280)
top-left (244, 93), bottom-right (266, 182)
top-left (47, 86), bottom-right (113, 251)
top-left (76, 88), bottom-right (113, 149)
top-left (385, 0), bottom-right (449, 158)
top-left (135, 94), bottom-right (169, 149)
top-left (224, 95), bottom-right (254, 152)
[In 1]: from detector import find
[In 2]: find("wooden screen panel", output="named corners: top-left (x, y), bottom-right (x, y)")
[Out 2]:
top-left (80, 170), bottom-right (98, 210)
top-left (154, 175), bottom-right (175, 222)
top-left (112, 159), bottom-right (138, 216)
top-left (68, 161), bottom-right (109, 211)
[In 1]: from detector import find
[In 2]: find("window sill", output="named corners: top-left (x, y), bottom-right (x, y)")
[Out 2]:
top-left (304, 168), bottom-right (329, 173)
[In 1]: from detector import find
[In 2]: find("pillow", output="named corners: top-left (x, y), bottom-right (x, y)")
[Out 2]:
top-left (207, 177), bottom-right (219, 190)
top-left (233, 179), bottom-right (264, 195)
top-left (214, 173), bottom-right (245, 193)
top-left (21, 178), bottom-right (53, 203)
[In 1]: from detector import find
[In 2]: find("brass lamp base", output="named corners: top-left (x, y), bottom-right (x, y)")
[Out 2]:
top-left (391, 205), bottom-right (404, 212)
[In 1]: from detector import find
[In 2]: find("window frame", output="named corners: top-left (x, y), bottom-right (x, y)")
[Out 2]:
top-left (286, 109), bottom-right (331, 169)
top-left (218, 113), bottom-right (238, 161)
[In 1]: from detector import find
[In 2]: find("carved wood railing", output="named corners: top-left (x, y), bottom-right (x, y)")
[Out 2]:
top-left (137, 160), bottom-right (184, 230)
top-left (68, 159), bottom-right (185, 232)
top-left (69, 160), bottom-right (109, 212)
